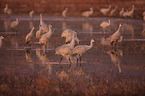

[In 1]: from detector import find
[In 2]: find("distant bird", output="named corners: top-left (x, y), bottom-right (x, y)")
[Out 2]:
top-left (29, 10), bottom-right (34, 18)
top-left (100, 20), bottom-right (111, 28)
top-left (36, 25), bottom-right (44, 39)
top-left (40, 14), bottom-right (49, 32)
top-left (62, 8), bottom-right (68, 18)
top-left (127, 5), bottom-right (135, 18)
top-left (4, 4), bottom-right (12, 15)
top-left (109, 6), bottom-right (118, 16)
top-left (122, 10), bottom-right (129, 17)
top-left (10, 18), bottom-right (19, 28)
top-left (55, 32), bottom-right (76, 64)
top-left (72, 39), bottom-right (95, 63)
top-left (119, 8), bottom-right (124, 17)
top-left (61, 29), bottom-right (80, 44)
top-left (100, 20), bottom-right (111, 32)
top-left (39, 24), bottom-right (53, 45)
top-left (0, 36), bottom-right (4, 48)
top-left (82, 8), bottom-right (93, 17)
top-left (101, 24), bottom-right (123, 46)
top-left (100, 5), bottom-right (111, 16)
top-left (25, 26), bottom-right (35, 45)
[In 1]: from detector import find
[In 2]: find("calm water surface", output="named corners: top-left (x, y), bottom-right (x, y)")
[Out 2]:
top-left (0, 16), bottom-right (145, 95)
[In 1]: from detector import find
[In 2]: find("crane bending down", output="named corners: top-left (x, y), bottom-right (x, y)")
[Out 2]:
top-left (71, 39), bottom-right (95, 64)
top-left (55, 32), bottom-right (77, 64)
top-left (61, 29), bottom-right (80, 44)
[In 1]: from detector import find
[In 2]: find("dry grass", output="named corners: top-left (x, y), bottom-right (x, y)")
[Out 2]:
top-left (0, 67), bottom-right (145, 96)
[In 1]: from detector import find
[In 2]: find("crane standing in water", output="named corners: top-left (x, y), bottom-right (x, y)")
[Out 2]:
top-left (72, 39), bottom-right (95, 64)
top-left (55, 32), bottom-right (77, 64)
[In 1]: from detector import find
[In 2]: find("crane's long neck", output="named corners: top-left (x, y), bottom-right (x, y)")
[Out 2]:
top-left (86, 40), bottom-right (94, 50)
top-left (48, 26), bottom-right (52, 35)
top-left (40, 14), bottom-right (43, 25)
top-left (116, 25), bottom-right (122, 35)
top-left (30, 28), bottom-right (34, 35)
top-left (69, 33), bottom-right (75, 49)
top-left (6, 4), bottom-right (8, 9)
top-left (90, 9), bottom-right (93, 13)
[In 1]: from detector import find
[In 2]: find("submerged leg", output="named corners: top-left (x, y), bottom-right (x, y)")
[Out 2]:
top-left (59, 57), bottom-right (63, 69)
top-left (79, 56), bottom-right (82, 66)
top-left (59, 57), bottom-right (63, 64)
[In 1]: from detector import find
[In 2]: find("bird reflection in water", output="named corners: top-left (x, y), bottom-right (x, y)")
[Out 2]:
top-left (82, 22), bottom-right (93, 36)
top-left (25, 49), bottom-right (33, 63)
top-left (10, 35), bottom-right (19, 49)
top-left (4, 19), bottom-right (11, 31)
top-left (122, 23), bottom-right (134, 39)
top-left (36, 46), bottom-right (52, 75)
top-left (29, 20), bottom-right (34, 30)
top-left (105, 49), bottom-right (123, 73)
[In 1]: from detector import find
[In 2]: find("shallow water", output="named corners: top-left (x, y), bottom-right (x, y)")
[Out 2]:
top-left (0, 16), bottom-right (145, 95)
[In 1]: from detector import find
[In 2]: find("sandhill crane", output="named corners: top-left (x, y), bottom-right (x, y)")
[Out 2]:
top-left (100, 20), bottom-right (111, 32)
top-left (61, 29), bottom-right (80, 44)
top-left (101, 24), bottom-right (123, 46)
top-left (127, 5), bottom-right (134, 18)
top-left (109, 6), bottom-right (118, 16)
top-left (72, 39), bottom-right (95, 64)
top-left (122, 10), bottom-right (129, 17)
top-left (55, 32), bottom-right (76, 64)
top-left (100, 5), bottom-right (111, 16)
top-left (4, 4), bottom-right (12, 15)
top-left (10, 18), bottom-right (19, 28)
top-left (0, 36), bottom-right (4, 48)
top-left (39, 24), bottom-right (52, 45)
top-left (25, 26), bottom-right (35, 45)
top-left (119, 8), bottom-right (124, 17)
top-left (110, 24), bottom-right (123, 45)
top-left (82, 8), bottom-right (93, 18)
top-left (29, 10), bottom-right (34, 18)
top-left (40, 14), bottom-right (49, 32)
top-left (62, 8), bottom-right (68, 18)
top-left (36, 25), bottom-right (44, 39)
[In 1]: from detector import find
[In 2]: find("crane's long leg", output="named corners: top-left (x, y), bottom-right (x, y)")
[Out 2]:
top-left (59, 57), bottom-right (63, 64)
top-left (59, 57), bottom-right (63, 69)
top-left (79, 55), bottom-right (82, 66)
top-left (69, 58), bottom-right (72, 68)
